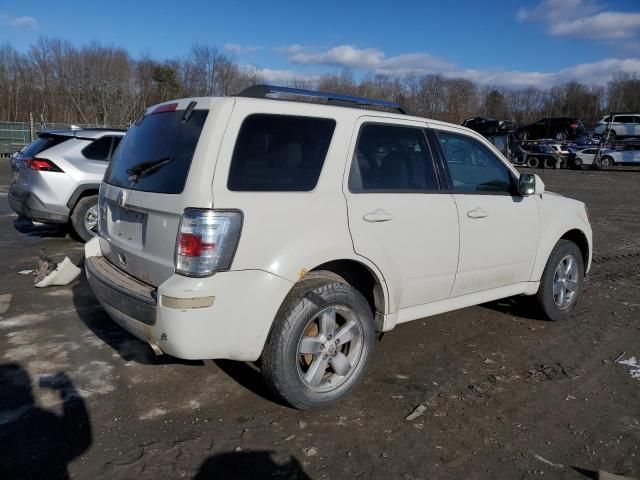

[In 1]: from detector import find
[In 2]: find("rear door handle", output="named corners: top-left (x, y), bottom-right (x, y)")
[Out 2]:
top-left (363, 209), bottom-right (394, 223)
top-left (467, 208), bottom-right (489, 219)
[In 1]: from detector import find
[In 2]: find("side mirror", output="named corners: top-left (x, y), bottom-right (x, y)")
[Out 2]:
top-left (518, 173), bottom-right (545, 196)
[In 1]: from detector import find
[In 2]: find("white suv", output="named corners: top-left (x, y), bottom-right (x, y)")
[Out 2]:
top-left (85, 86), bottom-right (592, 409)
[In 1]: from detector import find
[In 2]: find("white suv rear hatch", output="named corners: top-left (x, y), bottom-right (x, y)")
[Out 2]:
top-left (98, 97), bottom-right (233, 287)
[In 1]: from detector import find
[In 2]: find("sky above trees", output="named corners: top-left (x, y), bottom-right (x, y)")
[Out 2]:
top-left (0, 0), bottom-right (638, 88)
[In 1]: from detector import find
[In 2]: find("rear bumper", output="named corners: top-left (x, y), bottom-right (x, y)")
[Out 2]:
top-left (8, 188), bottom-right (69, 224)
top-left (84, 237), bottom-right (294, 361)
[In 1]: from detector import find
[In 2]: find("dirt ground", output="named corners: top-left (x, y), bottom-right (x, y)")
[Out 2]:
top-left (0, 161), bottom-right (638, 480)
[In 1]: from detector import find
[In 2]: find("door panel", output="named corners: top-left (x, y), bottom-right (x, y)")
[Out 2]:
top-left (432, 126), bottom-right (539, 297)
top-left (344, 118), bottom-right (459, 310)
top-left (450, 194), bottom-right (538, 296)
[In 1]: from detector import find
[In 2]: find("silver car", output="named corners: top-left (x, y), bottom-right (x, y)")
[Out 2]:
top-left (9, 128), bottom-right (125, 241)
top-left (593, 113), bottom-right (640, 139)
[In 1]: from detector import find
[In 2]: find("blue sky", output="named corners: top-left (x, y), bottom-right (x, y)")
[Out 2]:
top-left (1, 0), bottom-right (639, 88)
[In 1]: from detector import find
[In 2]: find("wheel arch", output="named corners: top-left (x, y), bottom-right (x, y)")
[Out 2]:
top-left (308, 259), bottom-right (386, 321)
top-left (560, 228), bottom-right (590, 274)
top-left (66, 183), bottom-right (100, 210)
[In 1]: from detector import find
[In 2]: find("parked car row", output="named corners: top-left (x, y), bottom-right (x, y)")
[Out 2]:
top-left (462, 114), bottom-right (640, 170)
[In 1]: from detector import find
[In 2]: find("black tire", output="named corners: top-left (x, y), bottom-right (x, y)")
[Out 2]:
top-left (70, 195), bottom-right (98, 242)
top-left (527, 156), bottom-right (540, 168)
top-left (543, 157), bottom-right (556, 169)
top-left (572, 157), bottom-right (583, 169)
top-left (261, 274), bottom-right (375, 409)
top-left (607, 130), bottom-right (616, 141)
top-left (555, 131), bottom-right (567, 141)
top-left (536, 240), bottom-right (585, 322)
top-left (599, 155), bottom-right (614, 168)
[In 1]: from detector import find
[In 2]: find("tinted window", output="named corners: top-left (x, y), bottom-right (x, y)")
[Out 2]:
top-left (227, 114), bottom-right (335, 192)
top-left (21, 135), bottom-right (68, 157)
top-left (602, 116), bottom-right (611, 123)
top-left (349, 123), bottom-right (438, 192)
top-left (436, 131), bottom-right (514, 194)
top-left (583, 149), bottom-right (596, 154)
top-left (635, 116), bottom-right (640, 124)
top-left (82, 136), bottom-right (113, 161)
top-left (106, 109), bottom-right (208, 194)
top-left (614, 115), bottom-right (634, 123)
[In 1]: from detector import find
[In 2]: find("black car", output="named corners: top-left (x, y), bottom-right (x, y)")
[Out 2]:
top-left (517, 117), bottom-right (586, 141)
top-left (461, 117), bottom-right (514, 135)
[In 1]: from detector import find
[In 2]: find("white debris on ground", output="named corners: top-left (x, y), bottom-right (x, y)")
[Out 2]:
top-left (34, 257), bottom-right (81, 287)
top-left (0, 293), bottom-right (12, 314)
top-left (617, 356), bottom-right (640, 380)
top-left (405, 404), bottom-right (427, 421)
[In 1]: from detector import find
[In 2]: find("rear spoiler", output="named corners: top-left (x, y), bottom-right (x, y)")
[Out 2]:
top-left (38, 130), bottom-right (124, 142)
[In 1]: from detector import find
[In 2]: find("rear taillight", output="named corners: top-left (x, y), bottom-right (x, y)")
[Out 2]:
top-left (26, 157), bottom-right (63, 172)
top-left (570, 123), bottom-right (579, 129)
top-left (175, 209), bottom-right (242, 277)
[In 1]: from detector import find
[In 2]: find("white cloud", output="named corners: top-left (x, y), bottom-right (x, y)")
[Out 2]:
top-left (273, 43), bottom-right (640, 88)
top-left (550, 12), bottom-right (640, 40)
top-left (243, 65), bottom-right (319, 84)
top-left (283, 44), bottom-right (453, 74)
top-left (518, 0), bottom-right (640, 40)
top-left (223, 43), bottom-right (262, 54)
top-left (10, 15), bottom-right (37, 29)
top-left (0, 14), bottom-right (38, 29)
top-left (457, 58), bottom-right (640, 88)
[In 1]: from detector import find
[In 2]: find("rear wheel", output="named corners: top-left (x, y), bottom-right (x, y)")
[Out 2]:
top-left (536, 240), bottom-right (584, 321)
top-left (572, 157), bottom-right (583, 169)
top-left (543, 157), bottom-right (556, 169)
top-left (527, 156), bottom-right (539, 168)
top-left (607, 130), bottom-right (616, 141)
top-left (599, 155), bottom-right (614, 168)
top-left (70, 195), bottom-right (99, 242)
top-left (261, 274), bottom-right (375, 409)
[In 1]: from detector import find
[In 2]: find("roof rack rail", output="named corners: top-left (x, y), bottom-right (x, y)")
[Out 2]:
top-left (236, 84), bottom-right (409, 115)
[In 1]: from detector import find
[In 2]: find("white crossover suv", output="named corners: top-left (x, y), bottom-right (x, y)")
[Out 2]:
top-left (85, 86), bottom-right (592, 409)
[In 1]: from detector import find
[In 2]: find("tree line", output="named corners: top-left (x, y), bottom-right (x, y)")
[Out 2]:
top-left (0, 37), bottom-right (639, 128)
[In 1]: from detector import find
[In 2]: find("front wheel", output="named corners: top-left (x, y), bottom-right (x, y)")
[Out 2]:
top-left (261, 275), bottom-right (375, 409)
top-left (536, 240), bottom-right (585, 321)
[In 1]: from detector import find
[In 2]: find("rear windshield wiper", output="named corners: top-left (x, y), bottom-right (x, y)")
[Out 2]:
top-left (127, 156), bottom-right (174, 183)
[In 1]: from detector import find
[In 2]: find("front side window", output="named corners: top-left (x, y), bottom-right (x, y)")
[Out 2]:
top-left (435, 131), bottom-right (514, 194)
top-left (349, 123), bottom-right (438, 192)
top-left (227, 114), bottom-right (335, 192)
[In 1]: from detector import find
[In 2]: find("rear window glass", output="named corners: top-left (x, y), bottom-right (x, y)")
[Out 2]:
top-left (82, 136), bottom-right (113, 161)
top-left (614, 116), bottom-right (634, 123)
top-left (105, 109), bottom-right (208, 194)
top-left (227, 114), bottom-right (336, 191)
top-left (22, 136), bottom-right (68, 157)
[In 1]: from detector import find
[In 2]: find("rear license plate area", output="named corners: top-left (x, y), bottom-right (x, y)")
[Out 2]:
top-left (107, 203), bottom-right (147, 248)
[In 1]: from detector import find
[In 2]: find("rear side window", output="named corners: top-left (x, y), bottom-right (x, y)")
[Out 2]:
top-left (21, 136), bottom-right (68, 157)
top-left (82, 136), bottom-right (115, 161)
top-left (106, 109), bottom-right (208, 194)
top-left (228, 114), bottom-right (335, 192)
top-left (349, 123), bottom-right (438, 192)
top-left (436, 131), bottom-right (514, 194)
